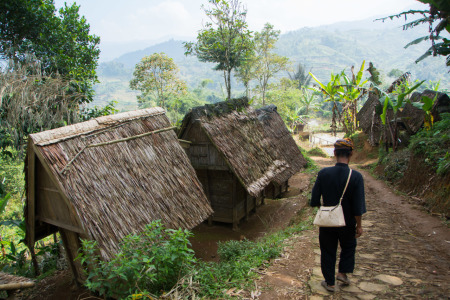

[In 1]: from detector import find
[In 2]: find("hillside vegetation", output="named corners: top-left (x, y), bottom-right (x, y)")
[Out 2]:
top-left (92, 20), bottom-right (449, 110)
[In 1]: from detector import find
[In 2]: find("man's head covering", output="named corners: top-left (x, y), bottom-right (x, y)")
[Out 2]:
top-left (334, 138), bottom-right (354, 150)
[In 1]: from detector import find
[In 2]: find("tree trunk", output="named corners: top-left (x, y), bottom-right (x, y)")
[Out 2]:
top-left (227, 70), bottom-right (231, 100)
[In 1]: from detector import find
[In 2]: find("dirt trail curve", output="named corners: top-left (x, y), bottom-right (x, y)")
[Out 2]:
top-left (256, 156), bottom-right (450, 299)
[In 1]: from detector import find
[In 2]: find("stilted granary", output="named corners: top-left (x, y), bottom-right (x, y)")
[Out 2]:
top-left (178, 98), bottom-right (307, 229)
top-left (25, 108), bottom-right (212, 282)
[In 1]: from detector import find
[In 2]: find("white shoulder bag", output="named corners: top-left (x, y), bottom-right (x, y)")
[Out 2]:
top-left (313, 169), bottom-right (352, 227)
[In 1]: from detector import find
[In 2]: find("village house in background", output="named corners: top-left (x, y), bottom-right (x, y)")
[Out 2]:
top-left (357, 73), bottom-right (450, 146)
top-left (179, 99), bottom-right (307, 230)
top-left (25, 108), bottom-right (213, 282)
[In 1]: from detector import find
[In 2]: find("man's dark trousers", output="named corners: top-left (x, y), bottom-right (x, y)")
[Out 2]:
top-left (319, 226), bottom-right (357, 286)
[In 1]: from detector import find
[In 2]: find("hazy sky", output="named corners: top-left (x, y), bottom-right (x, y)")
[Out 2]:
top-left (55, 0), bottom-right (426, 42)
top-left (52, 0), bottom-right (428, 61)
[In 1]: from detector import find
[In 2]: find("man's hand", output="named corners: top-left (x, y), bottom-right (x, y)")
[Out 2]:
top-left (356, 226), bottom-right (363, 238)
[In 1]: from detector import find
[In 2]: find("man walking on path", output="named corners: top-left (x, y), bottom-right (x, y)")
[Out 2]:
top-left (310, 138), bottom-right (366, 292)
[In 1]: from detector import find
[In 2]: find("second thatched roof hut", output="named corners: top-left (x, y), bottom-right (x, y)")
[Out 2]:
top-left (357, 87), bottom-right (450, 145)
top-left (178, 99), bottom-right (307, 229)
top-left (25, 108), bottom-right (212, 282)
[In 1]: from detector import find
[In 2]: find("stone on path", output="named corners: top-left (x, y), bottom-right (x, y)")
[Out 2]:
top-left (309, 280), bottom-right (333, 296)
top-left (312, 267), bottom-right (322, 278)
top-left (309, 296), bottom-right (325, 300)
top-left (341, 284), bottom-right (363, 293)
top-left (342, 295), bottom-right (359, 300)
top-left (375, 274), bottom-right (403, 285)
top-left (358, 281), bottom-right (386, 292)
top-left (363, 220), bottom-right (374, 227)
top-left (359, 253), bottom-right (377, 260)
top-left (357, 293), bottom-right (377, 300)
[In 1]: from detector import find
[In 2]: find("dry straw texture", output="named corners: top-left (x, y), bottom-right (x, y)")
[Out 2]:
top-left (29, 108), bottom-right (212, 259)
top-left (182, 100), bottom-right (307, 197)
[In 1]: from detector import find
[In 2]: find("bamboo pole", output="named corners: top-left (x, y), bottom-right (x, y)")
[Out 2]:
top-left (0, 282), bottom-right (35, 290)
top-left (59, 126), bottom-right (177, 174)
top-left (86, 126), bottom-right (177, 148)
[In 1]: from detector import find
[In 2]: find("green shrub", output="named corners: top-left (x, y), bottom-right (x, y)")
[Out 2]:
top-left (299, 146), bottom-right (319, 172)
top-left (77, 220), bottom-right (196, 298)
top-left (409, 113), bottom-right (450, 175)
top-left (307, 147), bottom-right (328, 157)
top-left (379, 149), bottom-right (411, 182)
top-left (179, 216), bottom-right (312, 298)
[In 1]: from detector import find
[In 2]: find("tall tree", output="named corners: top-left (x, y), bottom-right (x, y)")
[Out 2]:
top-left (0, 0), bottom-right (100, 103)
top-left (289, 63), bottom-right (313, 89)
top-left (184, 0), bottom-right (253, 100)
top-left (252, 23), bottom-right (290, 105)
top-left (130, 53), bottom-right (187, 110)
top-left (234, 53), bottom-right (255, 99)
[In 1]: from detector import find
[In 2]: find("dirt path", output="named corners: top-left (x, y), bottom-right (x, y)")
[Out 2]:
top-left (255, 156), bottom-right (450, 299)
top-left (22, 156), bottom-right (450, 299)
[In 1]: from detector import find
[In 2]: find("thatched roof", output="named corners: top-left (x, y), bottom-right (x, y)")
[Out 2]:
top-left (180, 99), bottom-right (307, 197)
top-left (28, 108), bottom-right (212, 259)
top-left (404, 90), bottom-right (450, 132)
top-left (357, 88), bottom-right (450, 145)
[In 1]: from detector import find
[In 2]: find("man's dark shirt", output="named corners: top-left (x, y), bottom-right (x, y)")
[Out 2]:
top-left (310, 162), bottom-right (366, 227)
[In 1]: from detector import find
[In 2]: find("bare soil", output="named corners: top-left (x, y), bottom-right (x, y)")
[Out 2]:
top-left (20, 154), bottom-right (450, 299)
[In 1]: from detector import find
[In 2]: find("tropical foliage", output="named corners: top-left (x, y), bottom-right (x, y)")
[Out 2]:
top-left (184, 0), bottom-right (253, 99)
top-left (130, 52), bottom-right (188, 110)
top-left (310, 61), bottom-right (369, 136)
top-left (377, 0), bottom-right (450, 69)
top-left (251, 23), bottom-right (290, 105)
top-left (0, 0), bottom-right (100, 102)
top-left (378, 80), bottom-right (424, 151)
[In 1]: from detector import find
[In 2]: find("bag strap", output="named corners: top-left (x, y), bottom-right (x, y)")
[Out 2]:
top-left (338, 169), bottom-right (352, 206)
top-left (319, 168), bottom-right (353, 206)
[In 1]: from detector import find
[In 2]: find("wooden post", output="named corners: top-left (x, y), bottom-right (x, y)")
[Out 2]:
top-left (232, 175), bottom-right (238, 231)
top-left (244, 193), bottom-right (249, 221)
top-left (205, 170), bottom-right (212, 226)
top-left (26, 142), bottom-right (36, 249)
top-left (59, 230), bottom-right (82, 286)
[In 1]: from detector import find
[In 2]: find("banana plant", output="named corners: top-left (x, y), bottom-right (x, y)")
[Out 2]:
top-left (338, 61), bottom-right (369, 135)
top-left (310, 61), bottom-right (368, 136)
top-left (378, 80), bottom-right (424, 151)
top-left (411, 81), bottom-right (440, 130)
top-left (309, 71), bottom-right (343, 135)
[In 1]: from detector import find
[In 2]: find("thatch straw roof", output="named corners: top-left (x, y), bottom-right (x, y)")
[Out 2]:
top-left (356, 91), bottom-right (383, 145)
top-left (357, 87), bottom-right (450, 145)
top-left (28, 107), bottom-right (212, 259)
top-left (180, 99), bottom-right (307, 197)
top-left (403, 90), bottom-right (450, 132)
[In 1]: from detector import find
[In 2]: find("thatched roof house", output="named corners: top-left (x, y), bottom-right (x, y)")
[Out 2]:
top-left (178, 99), bottom-right (307, 229)
top-left (402, 89), bottom-right (450, 133)
top-left (25, 108), bottom-right (212, 281)
top-left (357, 87), bottom-right (450, 145)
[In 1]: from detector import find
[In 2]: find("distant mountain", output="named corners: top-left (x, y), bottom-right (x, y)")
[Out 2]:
top-left (93, 17), bottom-right (449, 109)
top-left (275, 22), bottom-right (446, 83)
top-left (115, 39), bottom-right (187, 68)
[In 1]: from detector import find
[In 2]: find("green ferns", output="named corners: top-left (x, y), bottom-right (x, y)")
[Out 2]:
top-left (409, 113), bottom-right (450, 175)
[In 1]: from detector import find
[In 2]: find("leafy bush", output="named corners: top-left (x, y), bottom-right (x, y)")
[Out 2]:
top-left (307, 147), bottom-right (328, 157)
top-left (79, 100), bottom-right (119, 121)
top-left (77, 220), bottom-right (196, 298)
top-left (298, 146), bottom-right (319, 172)
top-left (409, 113), bottom-right (450, 175)
top-left (379, 149), bottom-right (411, 182)
top-left (175, 217), bottom-right (312, 299)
